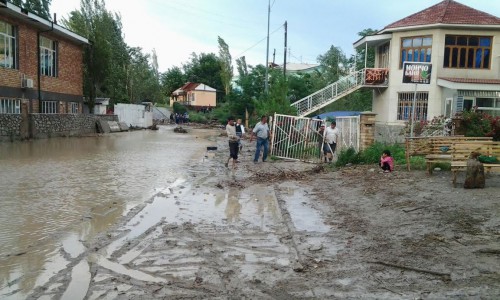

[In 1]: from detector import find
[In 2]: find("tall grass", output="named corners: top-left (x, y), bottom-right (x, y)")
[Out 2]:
top-left (335, 142), bottom-right (426, 170)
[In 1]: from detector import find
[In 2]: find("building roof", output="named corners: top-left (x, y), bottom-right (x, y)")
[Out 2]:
top-left (284, 63), bottom-right (321, 72)
top-left (439, 77), bottom-right (500, 84)
top-left (1, 1), bottom-right (89, 45)
top-left (384, 0), bottom-right (500, 30)
top-left (173, 82), bottom-right (216, 95)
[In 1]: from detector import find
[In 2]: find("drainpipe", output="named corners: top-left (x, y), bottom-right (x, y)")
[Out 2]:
top-left (37, 20), bottom-right (54, 112)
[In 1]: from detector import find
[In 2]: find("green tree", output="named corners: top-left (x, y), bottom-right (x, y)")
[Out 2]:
top-left (317, 45), bottom-right (348, 84)
top-left (218, 36), bottom-right (233, 96)
top-left (63, 0), bottom-right (130, 110)
top-left (160, 66), bottom-right (186, 100)
top-left (183, 52), bottom-right (223, 98)
top-left (353, 28), bottom-right (377, 70)
top-left (9, 0), bottom-right (51, 20)
top-left (127, 47), bottom-right (163, 104)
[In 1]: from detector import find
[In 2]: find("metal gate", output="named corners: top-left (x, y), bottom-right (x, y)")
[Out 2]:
top-left (270, 114), bottom-right (324, 162)
top-left (336, 116), bottom-right (360, 153)
top-left (270, 114), bottom-right (360, 163)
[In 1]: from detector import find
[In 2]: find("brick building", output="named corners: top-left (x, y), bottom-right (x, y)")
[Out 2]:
top-left (0, 1), bottom-right (88, 116)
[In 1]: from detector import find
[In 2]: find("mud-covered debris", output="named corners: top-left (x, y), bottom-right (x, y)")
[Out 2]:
top-left (194, 276), bottom-right (203, 284)
top-left (174, 127), bottom-right (187, 133)
top-left (292, 261), bottom-right (305, 272)
top-left (250, 169), bottom-right (308, 183)
top-left (215, 183), bottom-right (223, 189)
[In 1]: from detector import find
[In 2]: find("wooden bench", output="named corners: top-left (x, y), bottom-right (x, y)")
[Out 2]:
top-left (450, 141), bottom-right (500, 187)
top-left (405, 136), bottom-right (493, 174)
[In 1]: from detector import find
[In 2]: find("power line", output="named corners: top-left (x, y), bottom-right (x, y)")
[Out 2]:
top-left (235, 24), bottom-right (283, 58)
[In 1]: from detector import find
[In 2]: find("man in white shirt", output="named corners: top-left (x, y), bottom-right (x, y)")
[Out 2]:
top-left (324, 121), bottom-right (339, 162)
top-left (225, 117), bottom-right (240, 168)
top-left (250, 115), bottom-right (270, 163)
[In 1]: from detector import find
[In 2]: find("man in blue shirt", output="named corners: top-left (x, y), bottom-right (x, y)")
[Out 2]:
top-left (250, 115), bottom-right (270, 163)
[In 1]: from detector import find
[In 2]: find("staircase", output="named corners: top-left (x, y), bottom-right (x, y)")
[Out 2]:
top-left (291, 69), bottom-right (366, 117)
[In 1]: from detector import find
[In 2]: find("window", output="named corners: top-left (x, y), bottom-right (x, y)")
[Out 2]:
top-left (0, 20), bottom-right (17, 69)
top-left (69, 102), bottom-right (79, 114)
top-left (41, 101), bottom-right (57, 114)
top-left (475, 98), bottom-right (500, 116)
top-left (397, 92), bottom-right (428, 121)
top-left (40, 36), bottom-right (57, 77)
top-left (378, 43), bottom-right (390, 68)
top-left (443, 35), bottom-right (491, 69)
top-left (0, 98), bottom-right (20, 114)
top-left (400, 36), bottom-right (432, 68)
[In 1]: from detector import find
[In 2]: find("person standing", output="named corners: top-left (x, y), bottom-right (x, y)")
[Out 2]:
top-left (235, 118), bottom-right (245, 151)
top-left (324, 121), bottom-right (339, 162)
top-left (250, 115), bottom-right (270, 163)
top-left (225, 117), bottom-right (240, 168)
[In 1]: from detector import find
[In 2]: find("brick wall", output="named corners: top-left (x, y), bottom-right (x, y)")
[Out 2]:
top-left (0, 14), bottom-right (85, 109)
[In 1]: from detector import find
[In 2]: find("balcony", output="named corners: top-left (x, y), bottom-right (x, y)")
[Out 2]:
top-left (363, 68), bottom-right (389, 87)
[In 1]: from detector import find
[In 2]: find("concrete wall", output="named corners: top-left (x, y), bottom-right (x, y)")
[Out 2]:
top-left (114, 103), bottom-right (153, 128)
top-left (0, 113), bottom-right (118, 142)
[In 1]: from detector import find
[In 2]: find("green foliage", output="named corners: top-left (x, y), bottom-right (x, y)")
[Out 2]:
top-left (9, 0), bottom-right (51, 20)
top-left (218, 36), bottom-right (233, 96)
top-left (160, 67), bottom-right (186, 99)
top-left (188, 111), bottom-right (209, 124)
top-left (460, 110), bottom-right (497, 140)
top-left (210, 103), bottom-right (232, 124)
top-left (409, 156), bottom-right (426, 170)
top-left (172, 102), bottom-right (187, 114)
top-left (62, 0), bottom-right (163, 110)
top-left (335, 147), bottom-right (362, 167)
top-left (360, 142), bottom-right (406, 165)
top-left (183, 52), bottom-right (224, 97)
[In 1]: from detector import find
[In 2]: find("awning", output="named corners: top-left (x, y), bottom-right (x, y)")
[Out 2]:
top-left (437, 77), bottom-right (500, 91)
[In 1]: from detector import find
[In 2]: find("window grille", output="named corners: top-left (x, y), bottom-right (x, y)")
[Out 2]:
top-left (41, 101), bottom-right (57, 114)
top-left (0, 98), bottom-right (20, 114)
top-left (69, 102), bottom-right (79, 114)
top-left (397, 92), bottom-right (428, 121)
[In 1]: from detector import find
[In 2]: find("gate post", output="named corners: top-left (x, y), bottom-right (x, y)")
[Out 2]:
top-left (359, 112), bottom-right (377, 151)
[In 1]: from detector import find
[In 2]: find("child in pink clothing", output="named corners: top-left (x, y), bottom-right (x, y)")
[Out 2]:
top-left (380, 150), bottom-right (394, 173)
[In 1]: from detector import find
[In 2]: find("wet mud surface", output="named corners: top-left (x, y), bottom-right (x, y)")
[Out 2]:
top-left (17, 128), bottom-right (500, 299)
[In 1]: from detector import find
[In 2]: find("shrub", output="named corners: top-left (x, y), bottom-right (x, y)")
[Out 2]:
top-left (460, 110), bottom-right (492, 138)
top-left (335, 147), bottom-right (362, 167)
top-left (188, 111), bottom-right (208, 124)
top-left (172, 102), bottom-right (187, 114)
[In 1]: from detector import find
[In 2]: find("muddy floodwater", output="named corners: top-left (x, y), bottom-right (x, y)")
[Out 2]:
top-left (0, 126), bottom-right (212, 299)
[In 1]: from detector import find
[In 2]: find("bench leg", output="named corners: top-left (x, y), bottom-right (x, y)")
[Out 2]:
top-left (427, 162), bottom-right (433, 175)
top-left (452, 170), bottom-right (457, 188)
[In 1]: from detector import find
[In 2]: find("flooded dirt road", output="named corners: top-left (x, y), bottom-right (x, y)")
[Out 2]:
top-left (2, 125), bottom-right (499, 299)
top-left (0, 126), bottom-right (212, 299)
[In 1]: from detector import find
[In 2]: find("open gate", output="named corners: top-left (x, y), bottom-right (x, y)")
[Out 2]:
top-left (271, 114), bottom-right (324, 163)
top-left (270, 114), bottom-right (360, 163)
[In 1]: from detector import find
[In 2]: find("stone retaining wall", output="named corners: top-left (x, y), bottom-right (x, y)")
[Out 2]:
top-left (0, 114), bottom-right (118, 142)
top-left (0, 114), bottom-right (23, 141)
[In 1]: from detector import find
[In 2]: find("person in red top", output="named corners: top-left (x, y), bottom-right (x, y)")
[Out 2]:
top-left (380, 150), bottom-right (395, 173)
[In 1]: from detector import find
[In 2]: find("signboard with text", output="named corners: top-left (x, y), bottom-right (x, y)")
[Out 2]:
top-left (402, 62), bottom-right (432, 84)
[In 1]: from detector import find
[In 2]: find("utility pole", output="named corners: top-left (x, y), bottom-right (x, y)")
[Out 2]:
top-left (264, 0), bottom-right (270, 95)
top-left (283, 21), bottom-right (287, 78)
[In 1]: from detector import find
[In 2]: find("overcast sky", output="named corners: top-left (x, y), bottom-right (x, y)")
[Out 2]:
top-left (50, 0), bottom-right (500, 73)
